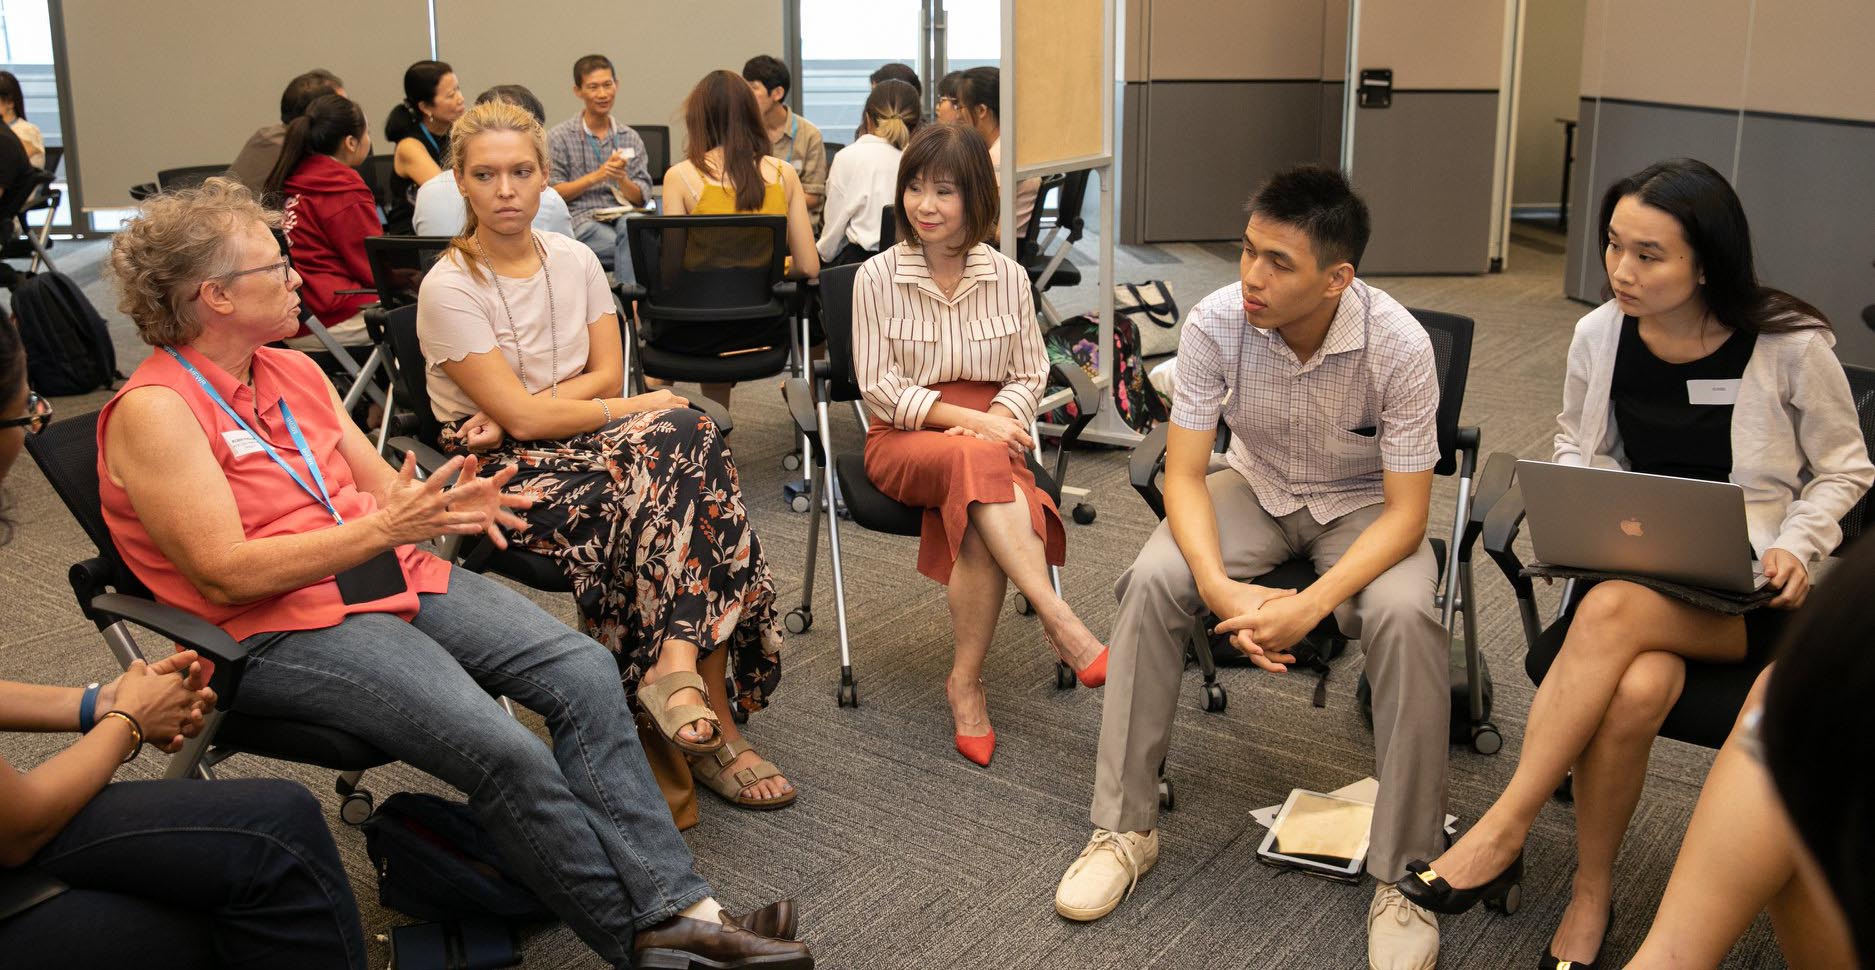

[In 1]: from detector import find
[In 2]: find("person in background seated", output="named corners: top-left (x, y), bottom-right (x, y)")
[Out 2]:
top-left (383, 60), bottom-right (464, 234)
top-left (1761, 536), bottom-right (1875, 969)
top-left (953, 66), bottom-right (1039, 240)
top-left (0, 72), bottom-right (43, 170)
top-left (548, 55), bottom-right (653, 284)
top-left (869, 62), bottom-right (921, 94)
top-left (1056, 166), bottom-right (1451, 970)
top-left (853, 123), bottom-right (1107, 768)
top-left (1617, 663), bottom-right (1854, 969)
top-left (662, 70), bottom-right (820, 407)
top-left (228, 69), bottom-right (342, 195)
top-left (415, 85), bottom-right (572, 238)
top-left (742, 55), bottom-right (826, 228)
top-left (265, 94), bottom-right (378, 350)
top-left (1398, 158), bottom-right (1873, 970)
top-left (418, 101), bottom-right (796, 813)
top-left (0, 318), bottom-right (366, 968)
top-left (933, 71), bottom-right (965, 125)
top-left (98, 178), bottom-right (812, 970)
top-left (817, 79), bottom-right (920, 267)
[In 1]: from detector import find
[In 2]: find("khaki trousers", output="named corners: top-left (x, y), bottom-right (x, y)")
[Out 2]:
top-left (1091, 467), bottom-right (1449, 881)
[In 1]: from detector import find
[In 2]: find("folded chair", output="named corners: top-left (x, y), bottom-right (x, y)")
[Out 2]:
top-left (782, 263), bottom-right (1102, 707)
top-left (1021, 169), bottom-right (1091, 328)
top-left (25, 414), bottom-right (391, 824)
top-left (1128, 308), bottom-right (1494, 811)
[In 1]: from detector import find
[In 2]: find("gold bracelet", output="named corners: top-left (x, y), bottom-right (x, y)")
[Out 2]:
top-left (98, 710), bottom-right (143, 763)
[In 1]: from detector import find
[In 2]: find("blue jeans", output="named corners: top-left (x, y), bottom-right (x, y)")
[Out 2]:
top-left (0, 778), bottom-right (367, 969)
top-left (233, 566), bottom-right (711, 967)
top-left (575, 218), bottom-right (637, 286)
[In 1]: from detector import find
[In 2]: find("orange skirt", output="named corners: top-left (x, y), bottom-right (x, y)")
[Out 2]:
top-left (864, 381), bottom-right (1066, 585)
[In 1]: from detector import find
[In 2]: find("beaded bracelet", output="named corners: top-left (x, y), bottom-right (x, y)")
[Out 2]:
top-left (595, 398), bottom-right (614, 425)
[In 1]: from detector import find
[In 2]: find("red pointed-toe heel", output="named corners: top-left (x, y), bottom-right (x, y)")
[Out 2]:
top-left (1077, 648), bottom-right (1109, 689)
top-left (955, 730), bottom-right (996, 767)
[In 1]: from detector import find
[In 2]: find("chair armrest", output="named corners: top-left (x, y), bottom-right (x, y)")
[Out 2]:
top-left (386, 437), bottom-right (451, 477)
top-left (782, 378), bottom-right (823, 465)
top-left (686, 397), bottom-right (733, 436)
top-left (86, 593), bottom-right (250, 710)
top-left (1049, 361), bottom-right (1101, 417)
top-left (1472, 450), bottom-right (1519, 528)
top-left (1482, 477), bottom-right (1534, 601)
top-left (617, 282), bottom-right (647, 302)
top-left (1128, 423), bottom-right (1171, 520)
top-left (772, 281), bottom-right (800, 306)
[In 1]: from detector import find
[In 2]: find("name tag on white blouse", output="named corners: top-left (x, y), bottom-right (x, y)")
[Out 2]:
top-left (221, 429), bottom-right (266, 458)
top-left (1686, 379), bottom-right (1741, 406)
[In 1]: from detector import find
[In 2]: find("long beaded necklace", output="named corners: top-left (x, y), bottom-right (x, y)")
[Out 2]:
top-left (478, 231), bottom-right (558, 397)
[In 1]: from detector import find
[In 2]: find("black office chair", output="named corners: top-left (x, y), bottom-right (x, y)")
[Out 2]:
top-left (23, 414), bottom-right (392, 824)
top-left (0, 166), bottom-right (58, 276)
top-left (155, 164), bottom-right (233, 192)
top-left (1475, 363), bottom-right (1875, 769)
top-left (1129, 308), bottom-right (1495, 776)
top-left (823, 141), bottom-right (845, 163)
top-left (1023, 169), bottom-right (1090, 327)
top-left (618, 214), bottom-right (801, 390)
top-left (781, 263), bottom-right (1102, 707)
top-left (354, 154), bottom-right (399, 225)
top-left (879, 204), bottom-right (897, 250)
top-left (628, 124), bottom-right (672, 185)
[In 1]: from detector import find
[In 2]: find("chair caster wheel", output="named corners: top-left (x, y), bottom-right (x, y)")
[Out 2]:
top-left (340, 789), bottom-right (375, 825)
top-left (1471, 723), bottom-right (1503, 755)
top-left (1014, 593), bottom-right (1034, 616)
top-left (1485, 883), bottom-right (1522, 916)
top-left (1202, 683), bottom-right (1228, 713)
top-left (789, 492), bottom-right (811, 513)
top-left (781, 453), bottom-right (802, 471)
top-left (1555, 771), bottom-right (1575, 804)
top-left (784, 608), bottom-right (813, 634)
top-left (837, 681), bottom-right (859, 708)
top-left (1072, 503), bottom-right (1096, 525)
top-left (1158, 778), bottom-right (1175, 810)
top-left (1054, 661), bottom-right (1076, 690)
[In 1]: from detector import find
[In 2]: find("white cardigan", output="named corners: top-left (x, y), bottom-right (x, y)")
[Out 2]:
top-left (1554, 300), bottom-right (1875, 563)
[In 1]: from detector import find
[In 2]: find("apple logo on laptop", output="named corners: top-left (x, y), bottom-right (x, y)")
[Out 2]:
top-left (1620, 518), bottom-right (1645, 537)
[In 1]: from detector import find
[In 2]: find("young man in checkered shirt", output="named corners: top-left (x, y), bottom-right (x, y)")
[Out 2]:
top-left (1056, 166), bottom-right (1450, 970)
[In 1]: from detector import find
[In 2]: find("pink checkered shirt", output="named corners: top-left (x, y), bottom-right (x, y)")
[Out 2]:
top-left (1170, 279), bottom-right (1441, 523)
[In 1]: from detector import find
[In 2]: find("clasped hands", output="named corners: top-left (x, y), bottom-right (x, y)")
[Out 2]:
top-left (944, 409), bottom-right (1034, 459)
top-left (93, 651), bottom-right (217, 753)
top-left (1205, 579), bottom-right (1329, 674)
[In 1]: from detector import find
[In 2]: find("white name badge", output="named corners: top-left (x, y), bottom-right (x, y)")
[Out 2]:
top-left (221, 429), bottom-right (266, 458)
top-left (1687, 379), bottom-right (1742, 406)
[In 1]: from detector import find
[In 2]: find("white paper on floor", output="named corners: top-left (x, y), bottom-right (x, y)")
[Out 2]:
top-left (1251, 776), bottom-right (1458, 836)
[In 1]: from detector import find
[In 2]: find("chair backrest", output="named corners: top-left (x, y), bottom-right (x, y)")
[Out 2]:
top-left (629, 124), bottom-right (671, 184)
top-left (1020, 172), bottom-right (1069, 253)
top-left (380, 303), bottom-right (446, 448)
top-left (1840, 363), bottom-right (1875, 547)
top-left (22, 411), bottom-right (153, 598)
top-left (1054, 169), bottom-right (1091, 243)
top-left (355, 154), bottom-right (398, 219)
top-left (879, 205), bottom-right (896, 249)
top-left (155, 164), bottom-right (232, 191)
top-left (1406, 307), bottom-right (1475, 477)
top-left (816, 263), bottom-right (866, 404)
top-left (824, 141), bottom-right (846, 162)
top-left (365, 235), bottom-right (455, 309)
top-left (624, 214), bottom-right (788, 320)
top-left (41, 145), bottom-right (62, 177)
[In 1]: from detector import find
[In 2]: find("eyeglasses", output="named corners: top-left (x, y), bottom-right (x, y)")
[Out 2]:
top-left (218, 259), bottom-right (292, 286)
top-left (937, 96), bottom-right (960, 108)
top-left (0, 392), bottom-right (52, 434)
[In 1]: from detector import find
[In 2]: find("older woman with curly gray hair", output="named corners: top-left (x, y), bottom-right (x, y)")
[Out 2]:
top-left (95, 178), bottom-right (812, 970)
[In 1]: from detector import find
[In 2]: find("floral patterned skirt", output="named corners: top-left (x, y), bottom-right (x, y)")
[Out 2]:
top-left (446, 408), bottom-right (783, 716)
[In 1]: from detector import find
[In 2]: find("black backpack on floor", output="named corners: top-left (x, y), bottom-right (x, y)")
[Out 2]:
top-left (11, 271), bottom-right (119, 396)
top-left (361, 792), bottom-right (552, 923)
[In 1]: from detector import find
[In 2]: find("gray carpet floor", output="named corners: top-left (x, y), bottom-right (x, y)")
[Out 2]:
top-left (0, 224), bottom-right (1787, 968)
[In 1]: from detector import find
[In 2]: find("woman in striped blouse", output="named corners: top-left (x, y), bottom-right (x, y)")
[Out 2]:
top-left (852, 123), bottom-right (1107, 767)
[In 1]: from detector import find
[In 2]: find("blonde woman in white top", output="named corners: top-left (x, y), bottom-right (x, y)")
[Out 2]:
top-left (853, 123), bottom-right (1107, 768)
top-left (817, 79), bottom-right (920, 266)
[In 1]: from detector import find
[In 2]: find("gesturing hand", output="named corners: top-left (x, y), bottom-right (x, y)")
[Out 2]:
top-left (1762, 548), bottom-right (1811, 610)
top-left (375, 452), bottom-right (498, 546)
top-left (106, 650), bottom-right (217, 753)
top-left (445, 459), bottom-right (534, 550)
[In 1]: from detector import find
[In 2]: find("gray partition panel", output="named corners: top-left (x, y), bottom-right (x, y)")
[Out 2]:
top-left (1350, 91), bottom-right (1499, 275)
top-left (1735, 114), bottom-right (1875, 368)
top-left (1320, 81), bottom-right (1345, 165)
top-left (1141, 81), bottom-right (1324, 241)
top-left (1563, 99), bottom-right (1740, 303)
top-left (1122, 82), bottom-right (1147, 243)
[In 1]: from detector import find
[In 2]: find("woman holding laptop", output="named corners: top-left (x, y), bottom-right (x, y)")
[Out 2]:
top-left (1394, 158), bottom-right (1873, 969)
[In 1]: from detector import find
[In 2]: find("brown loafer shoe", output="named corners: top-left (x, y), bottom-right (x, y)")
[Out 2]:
top-left (736, 900), bottom-right (798, 941)
top-left (634, 912), bottom-right (813, 969)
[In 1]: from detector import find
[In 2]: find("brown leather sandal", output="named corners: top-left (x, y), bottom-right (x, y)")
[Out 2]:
top-left (689, 739), bottom-right (797, 810)
top-left (636, 671), bottom-right (724, 756)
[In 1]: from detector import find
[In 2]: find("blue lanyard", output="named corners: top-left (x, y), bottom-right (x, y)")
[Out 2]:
top-left (584, 124), bottom-right (616, 170)
top-left (785, 113), bottom-right (797, 163)
top-left (416, 123), bottom-right (441, 158)
top-left (165, 348), bottom-right (344, 525)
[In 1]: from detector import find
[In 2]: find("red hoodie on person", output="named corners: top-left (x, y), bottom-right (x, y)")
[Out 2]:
top-left (280, 154), bottom-right (380, 333)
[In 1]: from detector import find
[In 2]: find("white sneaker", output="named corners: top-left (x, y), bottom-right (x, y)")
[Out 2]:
top-left (1368, 882), bottom-right (1439, 970)
top-left (1055, 829), bottom-right (1159, 922)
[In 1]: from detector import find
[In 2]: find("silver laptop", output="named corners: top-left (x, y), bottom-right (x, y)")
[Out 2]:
top-left (1516, 460), bottom-right (1760, 592)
